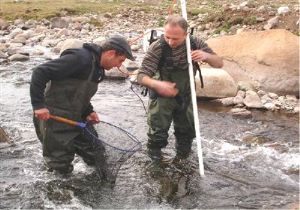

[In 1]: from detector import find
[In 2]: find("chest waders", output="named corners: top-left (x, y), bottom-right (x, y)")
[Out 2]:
top-left (147, 37), bottom-right (196, 160)
top-left (33, 55), bottom-right (100, 172)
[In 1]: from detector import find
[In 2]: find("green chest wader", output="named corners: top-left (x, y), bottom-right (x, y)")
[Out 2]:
top-left (34, 56), bottom-right (99, 170)
top-left (147, 51), bottom-right (196, 157)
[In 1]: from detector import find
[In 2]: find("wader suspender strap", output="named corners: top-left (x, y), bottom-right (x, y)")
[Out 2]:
top-left (157, 36), bottom-right (188, 111)
top-left (159, 35), bottom-right (204, 88)
top-left (140, 35), bottom-right (204, 98)
top-left (89, 55), bottom-right (96, 81)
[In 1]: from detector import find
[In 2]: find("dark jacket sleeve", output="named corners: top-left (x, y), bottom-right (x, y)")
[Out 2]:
top-left (30, 51), bottom-right (83, 110)
top-left (82, 103), bottom-right (94, 119)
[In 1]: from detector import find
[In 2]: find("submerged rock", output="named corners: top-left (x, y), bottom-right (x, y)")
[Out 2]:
top-left (0, 127), bottom-right (10, 143)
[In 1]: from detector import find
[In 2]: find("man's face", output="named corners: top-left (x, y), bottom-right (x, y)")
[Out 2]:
top-left (102, 51), bottom-right (126, 70)
top-left (164, 24), bottom-right (187, 48)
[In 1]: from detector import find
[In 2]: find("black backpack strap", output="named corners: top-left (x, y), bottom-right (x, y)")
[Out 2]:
top-left (158, 35), bottom-right (173, 75)
top-left (190, 36), bottom-right (204, 88)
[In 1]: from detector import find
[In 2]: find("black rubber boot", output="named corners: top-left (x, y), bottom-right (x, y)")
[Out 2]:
top-left (47, 165), bottom-right (74, 176)
top-left (146, 148), bottom-right (163, 176)
top-left (147, 148), bottom-right (162, 161)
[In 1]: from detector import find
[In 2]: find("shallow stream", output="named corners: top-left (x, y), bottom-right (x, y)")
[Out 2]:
top-left (0, 57), bottom-right (299, 209)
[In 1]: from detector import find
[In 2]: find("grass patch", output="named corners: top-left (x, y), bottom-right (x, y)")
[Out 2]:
top-left (89, 17), bottom-right (104, 28)
top-left (0, 0), bottom-right (145, 20)
top-left (214, 21), bottom-right (231, 34)
top-left (244, 16), bottom-right (257, 25)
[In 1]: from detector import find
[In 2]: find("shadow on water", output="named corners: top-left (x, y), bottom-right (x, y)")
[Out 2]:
top-left (0, 58), bottom-right (299, 209)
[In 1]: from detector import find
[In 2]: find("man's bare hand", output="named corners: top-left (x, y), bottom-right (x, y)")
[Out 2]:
top-left (34, 108), bottom-right (50, 120)
top-left (191, 50), bottom-right (209, 62)
top-left (152, 80), bottom-right (179, 97)
top-left (86, 112), bottom-right (100, 124)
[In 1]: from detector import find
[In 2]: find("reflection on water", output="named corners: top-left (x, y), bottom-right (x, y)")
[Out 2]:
top-left (0, 59), bottom-right (299, 209)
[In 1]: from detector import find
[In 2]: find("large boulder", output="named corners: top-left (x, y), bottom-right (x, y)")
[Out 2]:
top-left (196, 68), bottom-right (238, 98)
top-left (207, 29), bottom-right (299, 96)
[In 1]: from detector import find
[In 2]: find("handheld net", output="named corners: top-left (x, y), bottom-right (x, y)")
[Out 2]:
top-left (49, 115), bottom-right (142, 185)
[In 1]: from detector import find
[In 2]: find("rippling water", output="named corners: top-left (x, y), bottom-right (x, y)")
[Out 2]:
top-left (0, 58), bottom-right (299, 209)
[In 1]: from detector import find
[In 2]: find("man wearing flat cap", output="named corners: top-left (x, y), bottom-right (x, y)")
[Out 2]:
top-left (30, 35), bottom-right (134, 176)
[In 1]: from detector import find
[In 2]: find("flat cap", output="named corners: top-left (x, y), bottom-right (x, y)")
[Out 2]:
top-left (107, 35), bottom-right (135, 61)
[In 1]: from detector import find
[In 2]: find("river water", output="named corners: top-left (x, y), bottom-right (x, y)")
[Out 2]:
top-left (0, 57), bottom-right (299, 209)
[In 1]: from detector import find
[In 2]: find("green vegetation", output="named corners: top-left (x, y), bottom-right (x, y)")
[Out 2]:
top-left (88, 17), bottom-right (104, 28)
top-left (214, 21), bottom-right (231, 34)
top-left (244, 16), bottom-right (257, 25)
top-left (0, 0), bottom-right (224, 21)
top-left (0, 0), bottom-right (156, 21)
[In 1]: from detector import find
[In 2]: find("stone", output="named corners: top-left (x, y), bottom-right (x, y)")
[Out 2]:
top-left (219, 97), bottom-right (235, 106)
top-left (229, 107), bottom-right (252, 118)
top-left (8, 53), bottom-right (29, 61)
top-left (207, 29), bottom-right (299, 96)
top-left (196, 67), bottom-right (238, 98)
top-left (59, 39), bottom-right (84, 54)
top-left (277, 6), bottom-right (290, 15)
top-left (0, 127), bottom-right (10, 143)
top-left (243, 90), bottom-right (263, 108)
top-left (105, 65), bottom-right (129, 80)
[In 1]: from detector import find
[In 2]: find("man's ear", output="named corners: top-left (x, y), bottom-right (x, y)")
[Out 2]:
top-left (106, 50), bottom-right (116, 57)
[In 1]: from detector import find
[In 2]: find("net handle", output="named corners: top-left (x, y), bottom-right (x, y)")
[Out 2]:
top-left (49, 115), bottom-right (86, 128)
top-left (49, 115), bottom-right (142, 152)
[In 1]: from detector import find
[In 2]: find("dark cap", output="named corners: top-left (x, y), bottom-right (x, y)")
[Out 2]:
top-left (107, 35), bottom-right (135, 61)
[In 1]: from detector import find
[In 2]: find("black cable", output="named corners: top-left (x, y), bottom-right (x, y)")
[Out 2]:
top-left (130, 83), bottom-right (148, 115)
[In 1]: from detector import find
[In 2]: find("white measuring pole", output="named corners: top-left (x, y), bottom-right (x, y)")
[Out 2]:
top-left (180, 0), bottom-right (205, 177)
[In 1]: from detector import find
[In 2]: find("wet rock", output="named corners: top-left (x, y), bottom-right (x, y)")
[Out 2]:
top-left (293, 105), bottom-right (299, 113)
top-left (257, 90), bottom-right (266, 97)
top-left (0, 127), bottom-right (10, 143)
top-left (219, 97), bottom-right (235, 106)
top-left (284, 167), bottom-right (299, 175)
top-left (196, 68), bottom-right (238, 98)
top-left (8, 53), bottom-right (29, 62)
top-left (268, 92), bottom-right (278, 99)
top-left (243, 135), bottom-right (272, 145)
top-left (131, 44), bottom-right (140, 51)
top-left (105, 65), bottom-right (129, 80)
top-left (0, 51), bottom-right (7, 58)
top-left (263, 102), bottom-right (276, 111)
top-left (11, 36), bottom-right (27, 45)
top-left (243, 90), bottom-right (263, 108)
top-left (229, 107), bottom-right (252, 118)
top-left (124, 60), bottom-right (139, 71)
